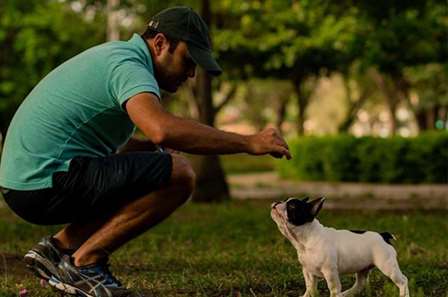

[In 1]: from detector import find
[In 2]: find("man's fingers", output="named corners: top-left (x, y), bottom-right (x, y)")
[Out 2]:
top-left (272, 145), bottom-right (292, 160)
top-left (274, 138), bottom-right (289, 150)
top-left (254, 129), bottom-right (291, 159)
top-left (283, 148), bottom-right (292, 160)
top-left (272, 135), bottom-right (289, 152)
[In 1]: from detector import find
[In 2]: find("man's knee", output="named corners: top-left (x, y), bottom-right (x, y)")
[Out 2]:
top-left (169, 154), bottom-right (196, 195)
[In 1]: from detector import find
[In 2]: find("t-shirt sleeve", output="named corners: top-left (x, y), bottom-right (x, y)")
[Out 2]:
top-left (109, 62), bottom-right (161, 109)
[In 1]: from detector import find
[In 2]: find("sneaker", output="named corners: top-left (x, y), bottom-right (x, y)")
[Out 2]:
top-left (50, 256), bottom-right (132, 297)
top-left (23, 236), bottom-right (67, 281)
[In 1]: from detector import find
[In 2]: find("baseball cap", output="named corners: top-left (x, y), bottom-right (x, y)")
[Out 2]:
top-left (148, 6), bottom-right (222, 76)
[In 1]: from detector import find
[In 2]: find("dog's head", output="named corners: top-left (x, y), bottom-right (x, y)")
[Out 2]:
top-left (271, 197), bottom-right (325, 229)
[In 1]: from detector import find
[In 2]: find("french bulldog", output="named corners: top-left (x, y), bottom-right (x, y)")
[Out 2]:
top-left (271, 197), bottom-right (409, 297)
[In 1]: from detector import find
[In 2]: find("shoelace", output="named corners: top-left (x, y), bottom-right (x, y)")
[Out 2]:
top-left (79, 263), bottom-right (122, 288)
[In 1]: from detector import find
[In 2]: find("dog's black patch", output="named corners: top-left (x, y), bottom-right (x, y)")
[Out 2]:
top-left (380, 232), bottom-right (395, 246)
top-left (349, 230), bottom-right (395, 246)
top-left (286, 199), bottom-right (314, 226)
top-left (350, 230), bottom-right (367, 234)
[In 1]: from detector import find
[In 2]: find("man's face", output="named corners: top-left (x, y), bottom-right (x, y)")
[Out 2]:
top-left (153, 37), bottom-right (197, 93)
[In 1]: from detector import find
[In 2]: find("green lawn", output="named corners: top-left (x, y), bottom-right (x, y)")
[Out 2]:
top-left (0, 200), bottom-right (447, 297)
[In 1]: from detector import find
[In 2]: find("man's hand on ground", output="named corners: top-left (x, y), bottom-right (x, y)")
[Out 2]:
top-left (247, 128), bottom-right (292, 160)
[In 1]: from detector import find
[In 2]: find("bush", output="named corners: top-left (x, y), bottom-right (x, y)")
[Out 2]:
top-left (220, 154), bottom-right (275, 174)
top-left (276, 132), bottom-right (448, 184)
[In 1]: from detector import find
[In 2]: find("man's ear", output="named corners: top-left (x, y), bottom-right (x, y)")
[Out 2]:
top-left (152, 33), bottom-right (168, 56)
top-left (309, 197), bottom-right (325, 217)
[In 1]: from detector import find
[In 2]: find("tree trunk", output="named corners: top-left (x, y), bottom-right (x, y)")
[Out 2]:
top-left (190, 154), bottom-right (229, 202)
top-left (416, 106), bottom-right (440, 131)
top-left (386, 96), bottom-right (399, 135)
top-left (293, 76), bottom-right (309, 136)
top-left (372, 72), bottom-right (399, 136)
top-left (415, 110), bottom-right (429, 131)
top-left (275, 95), bottom-right (289, 134)
top-left (440, 106), bottom-right (448, 129)
top-left (338, 74), bottom-right (369, 133)
top-left (191, 0), bottom-right (230, 203)
top-left (427, 106), bottom-right (438, 129)
top-left (297, 96), bottom-right (306, 135)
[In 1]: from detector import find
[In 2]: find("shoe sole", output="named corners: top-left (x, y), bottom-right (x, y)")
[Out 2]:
top-left (23, 250), bottom-right (60, 281)
top-left (48, 279), bottom-right (85, 297)
top-left (23, 251), bottom-right (84, 296)
top-left (49, 277), bottom-right (92, 297)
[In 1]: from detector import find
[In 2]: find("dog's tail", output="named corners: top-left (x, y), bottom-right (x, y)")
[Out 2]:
top-left (380, 232), bottom-right (396, 246)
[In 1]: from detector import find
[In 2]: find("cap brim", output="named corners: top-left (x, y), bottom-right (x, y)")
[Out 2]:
top-left (187, 44), bottom-right (222, 76)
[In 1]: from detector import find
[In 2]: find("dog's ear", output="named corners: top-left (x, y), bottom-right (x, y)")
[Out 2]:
top-left (309, 197), bottom-right (325, 217)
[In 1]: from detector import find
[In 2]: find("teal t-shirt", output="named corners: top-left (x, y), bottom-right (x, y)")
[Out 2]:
top-left (0, 34), bottom-right (160, 190)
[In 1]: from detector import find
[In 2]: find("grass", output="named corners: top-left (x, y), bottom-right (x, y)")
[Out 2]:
top-left (0, 200), bottom-right (447, 297)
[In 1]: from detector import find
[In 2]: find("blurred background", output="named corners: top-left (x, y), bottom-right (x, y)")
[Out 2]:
top-left (0, 0), bottom-right (447, 203)
top-left (1, 1), bottom-right (448, 296)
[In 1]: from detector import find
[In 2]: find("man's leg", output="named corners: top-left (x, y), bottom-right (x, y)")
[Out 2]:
top-left (52, 138), bottom-right (161, 252)
top-left (53, 153), bottom-right (195, 266)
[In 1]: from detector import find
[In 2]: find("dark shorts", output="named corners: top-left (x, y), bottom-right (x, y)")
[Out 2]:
top-left (2, 152), bottom-right (172, 225)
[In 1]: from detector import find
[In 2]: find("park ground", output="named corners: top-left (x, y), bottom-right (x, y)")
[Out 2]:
top-left (0, 172), bottom-right (447, 297)
top-left (229, 172), bottom-right (448, 210)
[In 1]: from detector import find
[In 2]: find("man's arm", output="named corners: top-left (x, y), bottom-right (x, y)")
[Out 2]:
top-left (124, 92), bottom-right (291, 159)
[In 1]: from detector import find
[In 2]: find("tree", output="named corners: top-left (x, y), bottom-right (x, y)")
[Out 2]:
top-left (187, 0), bottom-right (360, 201)
top-left (405, 64), bottom-right (448, 130)
top-left (338, 67), bottom-right (376, 133)
top-left (0, 0), bottom-right (103, 135)
top-left (214, 0), bottom-right (358, 135)
top-left (355, 0), bottom-right (447, 134)
top-left (190, 0), bottom-right (232, 202)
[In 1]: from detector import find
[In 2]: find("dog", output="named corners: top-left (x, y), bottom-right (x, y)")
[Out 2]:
top-left (270, 197), bottom-right (409, 297)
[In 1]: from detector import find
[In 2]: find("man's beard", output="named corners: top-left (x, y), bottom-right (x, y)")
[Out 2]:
top-left (155, 66), bottom-right (182, 93)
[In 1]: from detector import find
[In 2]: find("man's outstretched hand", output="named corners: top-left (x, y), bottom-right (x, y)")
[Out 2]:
top-left (248, 128), bottom-right (292, 160)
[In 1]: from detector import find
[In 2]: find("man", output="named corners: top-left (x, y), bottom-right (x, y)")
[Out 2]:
top-left (0, 6), bottom-right (291, 297)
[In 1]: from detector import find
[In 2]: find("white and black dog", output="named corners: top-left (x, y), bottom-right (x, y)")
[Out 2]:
top-left (271, 197), bottom-right (409, 297)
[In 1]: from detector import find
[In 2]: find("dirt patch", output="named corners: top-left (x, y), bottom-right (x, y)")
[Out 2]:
top-left (0, 252), bottom-right (32, 279)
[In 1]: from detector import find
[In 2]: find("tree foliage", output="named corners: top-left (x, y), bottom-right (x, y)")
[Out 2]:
top-left (214, 0), bottom-right (358, 79)
top-left (0, 0), bottom-right (104, 134)
top-left (1, 0), bottom-right (446, 136)
top-left (212, 0), bottom-right (361, 134)
top-left (353, 0), bottom-right (448, 133)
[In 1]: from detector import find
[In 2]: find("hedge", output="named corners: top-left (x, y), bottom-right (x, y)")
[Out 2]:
top-left (276, 132), bottom-right (448, 184)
